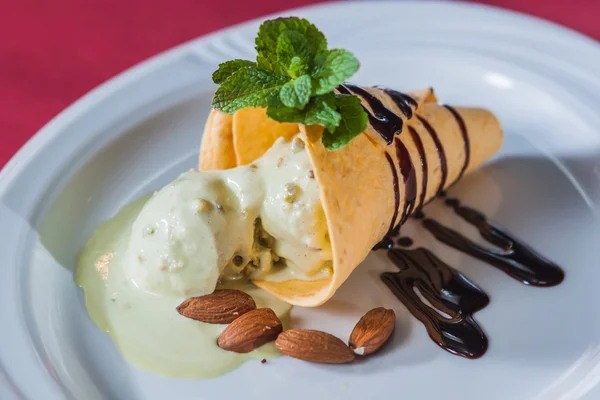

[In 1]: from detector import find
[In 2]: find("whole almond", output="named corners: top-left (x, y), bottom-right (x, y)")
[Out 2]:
top-left (275, 329), bottom-right (355, 364)
top-left (349, 307), bottom-right (395, 356)
top-left (218, 308), bottom-right (282, 353)
top-left (176, 289), bottom-right (256, 324)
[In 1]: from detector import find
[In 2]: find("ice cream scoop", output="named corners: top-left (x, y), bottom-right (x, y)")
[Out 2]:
top-left (123, 136), bottom-right (332, 297)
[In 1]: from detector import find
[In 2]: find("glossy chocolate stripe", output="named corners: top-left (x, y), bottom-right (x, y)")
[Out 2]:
top-left (339, 84), bottom-right (407, 242)
top-left (415, 115), bottom-right (447, 197)
top-left (381, 87), bottom-right (417, 119)
top-left (407, 126), bottom-right (427, 211)
top-left (340, 83), bottom-right (404, 144)
top-left (395, 137), bottom-right (416, 225)
top-left (443, 105), bottom-right (471, 183)
top-left (384, 151), bottom-right (400, 236)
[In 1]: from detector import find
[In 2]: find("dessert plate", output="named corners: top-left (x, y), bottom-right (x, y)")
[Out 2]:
top-left (2, 1), bottom-right (600, 399)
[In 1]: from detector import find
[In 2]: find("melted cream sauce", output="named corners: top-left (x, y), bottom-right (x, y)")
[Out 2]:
top-left (76, 195), bottom-right (292, 378)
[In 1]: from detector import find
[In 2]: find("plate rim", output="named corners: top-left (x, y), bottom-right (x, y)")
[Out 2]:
top-left (2, 1), bottom-right (600, 399)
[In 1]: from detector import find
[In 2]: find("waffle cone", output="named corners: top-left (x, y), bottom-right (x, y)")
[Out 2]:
top-left (200, 86), bottom-right (503, 306)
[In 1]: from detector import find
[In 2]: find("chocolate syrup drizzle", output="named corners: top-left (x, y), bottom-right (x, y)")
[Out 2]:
top-left (380, 200), bottom-right (565, 358)
top-left (381, 198), bottom-right (567, 359)
top-left (338, 83), bottom-right (404, 144)
top-left (395, 137), bottom-right (416, 225)
top-left (397, 237), bottom-right (414, 247)
top-left (423, 198), bottom-right (565, 287)
top-left (384, 152), bottom-right (400, 236)
top-left (337, 84), bottom-right (422, 233)
top-left (444, 105), bottom-right (471, 183)
top-left (416, 115), bottom-right (448, 197)
top-left (381, 248), bottom-right (489, 359)
top-left (342, 83), bottom-right (565, 358)
top-left (407, 126), bottom-right (427, 212)
top-left (382, 88), bottom-right (418, 119)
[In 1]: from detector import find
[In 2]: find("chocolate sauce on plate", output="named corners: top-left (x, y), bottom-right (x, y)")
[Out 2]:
top-left (423, 199), bottom-right (565, 287)
top-left (373, 237), bottom-right (394, 251)
top-left (381, 247), bottom-right (489, 359)
top-left (378, 199), bottom-right (565, 358)
top-left (397, 237), bottom-right (413, 247)
top-left (413, 210), bottom-right (425, 220)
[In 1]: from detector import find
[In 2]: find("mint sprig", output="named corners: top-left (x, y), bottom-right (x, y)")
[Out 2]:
top-left (211, 17), bottom-right (368, 150)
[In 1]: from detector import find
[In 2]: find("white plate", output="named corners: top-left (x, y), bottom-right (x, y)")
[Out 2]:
top-left (2, 1), bottom-right (600, 399)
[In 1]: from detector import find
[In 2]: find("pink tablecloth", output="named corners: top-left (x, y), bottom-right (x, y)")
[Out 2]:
top-left (0, 0), bottom-right (597, 167)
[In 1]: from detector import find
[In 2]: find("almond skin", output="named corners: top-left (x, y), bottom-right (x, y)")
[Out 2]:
top-left (275, 329), bottom-right (355, 364)
top-left (218, 308), bottom-right (282, 353)
top-left (176, 289), bottom-right (256, 324)
top-left (349, 307), bottom-right (396, 356)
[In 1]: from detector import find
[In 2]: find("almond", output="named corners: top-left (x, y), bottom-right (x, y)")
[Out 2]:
top-left (218, 308), bottom-right (282, 353)
top-left (349, 307), bottom-right (395, 356)
top-left (275, 329), bottom-right (355, 364)
top-left (176, 289), bottom-right (256, 324)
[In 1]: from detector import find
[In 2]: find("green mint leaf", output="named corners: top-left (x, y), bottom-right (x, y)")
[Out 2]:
top-left (312, 49), bottom-right (360, 95)
top-left (266, 105), bottom-right (306, 124)
top-left (276, 30), bottom-right (311, 77)
top-left (212, 68), bottom-right (289, 114)
top-left (267, 92), bottom-right (367, 150)
top-left (212, 60), bottom-right (256, 84)
top-left (212, 16), bottom-right (367, 150)
top-left (304, 93), bottom-right (341, 132)
top-left (322, 94), bottom-right (368, 150)
top-left (266, 93), bottom-right (341, 132)
top-left (280, 75), bottom-right (312, 109)
top-left (288, 57), bottom-right (306, 79)
top-left (256, 17), bottom-right (327, 75)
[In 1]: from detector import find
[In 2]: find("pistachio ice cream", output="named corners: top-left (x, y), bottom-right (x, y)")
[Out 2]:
top-left (76, 135), bottom-right (331, 377)
top-left (124, 136), bottom-right (332, 297)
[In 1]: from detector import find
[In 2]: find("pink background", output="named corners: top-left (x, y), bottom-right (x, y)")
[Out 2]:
top-left (1, 0), bottom-right (597, 167)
